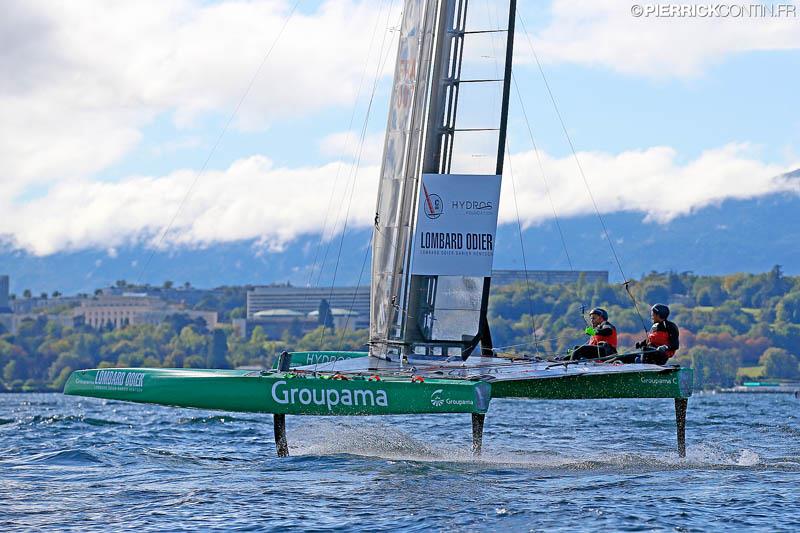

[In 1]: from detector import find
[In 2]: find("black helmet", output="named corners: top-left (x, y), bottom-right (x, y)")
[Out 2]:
top-left (589, 307), bottom-right (608, 321)
top-left (651, 303), bottom-right (670, 319)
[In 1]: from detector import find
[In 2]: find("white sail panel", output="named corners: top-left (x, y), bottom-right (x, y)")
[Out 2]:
top-left (369, 0), bottom-right (438, 357)
top-left (428, 275), bottom-right (483, 341)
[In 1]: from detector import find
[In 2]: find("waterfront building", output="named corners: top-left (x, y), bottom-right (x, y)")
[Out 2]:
top-left (76, 294), bottom-right (218, 330)
top-left (232, 307), bottom-right (359, 340)
top-left (246, 286), bottom-right (369, 329)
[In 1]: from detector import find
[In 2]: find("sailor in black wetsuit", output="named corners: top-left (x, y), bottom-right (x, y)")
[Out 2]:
top-left (620, 303), bottom-right (680, 365)
top-left (569, 308), bottom-right (618, 360)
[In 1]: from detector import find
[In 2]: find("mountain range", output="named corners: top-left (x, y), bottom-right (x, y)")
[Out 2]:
top-left (2, 186), bottom-right (799, 296)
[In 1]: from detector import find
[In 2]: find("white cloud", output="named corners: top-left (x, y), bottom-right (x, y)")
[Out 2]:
top-left (500, 143), bottom-right (799, 225)
top-left (0, 0), bottom-right (397, 195)
top-left (1, 155), bottom-right (380, 256)
top-left (1, 143), bottom-right (796, 256)
top-left (2, 0), bottom-right (798, 257)
top-left (519, 0), bottom-right (800, 77)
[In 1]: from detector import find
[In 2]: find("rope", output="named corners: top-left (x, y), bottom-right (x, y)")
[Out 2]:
top-left (510, 73), bottom-right (574, 272)
top-left (492, 330), bottom-right (583, 351)
top-left (624, 280), bottom-right (651, 334)
top-left (511, 70), bottom-right (592, 333)
top-left (505, 147), bottom-right (540, 356)
top-left (136, 0), bottom-right (302, 285)
top-left (302, 0), bottom-right (394, 302)
top-left (480, 0), bottom-right (541, 356)
top-left (337, 235), bottom-right (373, 351)
top-left (317, 9), bottom-right (399, 348)
top-left (516, 12), bottom-right (649, 335)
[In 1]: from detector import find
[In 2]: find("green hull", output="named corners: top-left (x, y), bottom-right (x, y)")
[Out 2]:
top-left (63, 368), bottom-right (491, 415)
top-left (492, 367), bottom-right (692, 399)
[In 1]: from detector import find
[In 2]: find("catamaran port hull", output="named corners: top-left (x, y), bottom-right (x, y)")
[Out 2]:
top-left (63, 367), bottom-right (491, 416)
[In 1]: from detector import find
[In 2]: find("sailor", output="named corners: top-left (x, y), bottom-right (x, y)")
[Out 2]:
top-left (632, 303), bottom-right (680, 365)
top-left (569, 307), bottom-right (617, 360)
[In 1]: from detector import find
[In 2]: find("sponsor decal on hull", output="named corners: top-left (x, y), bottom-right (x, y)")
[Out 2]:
top-left (94, 370), bottom-right (145, 391)
top-left (271, 380), bottom-right (389, 411)
top-left (640, 375), bottom-right (678, 385)
top-left (430, 388), bottom-right (474, 407)
top-left (304, 353), bottom-right (348, 365)
top-left (431, 389), bottom-right (445, 407)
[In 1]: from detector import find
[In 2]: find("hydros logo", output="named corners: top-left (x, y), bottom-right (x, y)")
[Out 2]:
top-left (422, 183), bottom-right (443, 219)
top-left (430, 389), bottom-right (444, 407)
top-left (450, 200), bottom-right (493, 212)
top-left (271, 380), bottom-right (388, 411)
top-left (304, 353), bottom-right (346, 365)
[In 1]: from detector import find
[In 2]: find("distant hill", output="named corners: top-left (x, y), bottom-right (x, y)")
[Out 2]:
top-left (2, 189), bottom-right (799, 295)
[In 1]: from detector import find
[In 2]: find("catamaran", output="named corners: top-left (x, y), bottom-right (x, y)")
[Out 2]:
top-left (64, 0), bottom-right (692, 458)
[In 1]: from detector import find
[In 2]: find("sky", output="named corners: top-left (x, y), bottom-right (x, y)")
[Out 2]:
top-left (1, 0), bottom-right (799, 259)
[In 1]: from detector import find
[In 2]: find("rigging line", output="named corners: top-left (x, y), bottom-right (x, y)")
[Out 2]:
top-left (313, 2), bottom-right (400, 291)
top-left (299, 0), bottom-right (393, 332)
top-left (624, 279), bottom-right (650, 334)
top-left (135, 0), bottom-right (302, 286)
top-left (317, 109), bottom-right (373, 348)
top-left (317, 16), bottom-right (398, 347)
top-left (505, 145), bottom-right (540, 356)
top-left (493, 330), bottom-right (585, 351)
top-left (510, 73), bottom-right (574, 272)
top-left (511, 72), bottom-right (589, 332)
top-left (303, 0), bottom-right (394, 296)
top-left (481, 0), bottom-right (540, 355)
top-left (516, 12), bottom-right (650, 334)
top-left (336, 235), bottom-right (372, 352)
top-left (516, 14), bottom-right (625, 280)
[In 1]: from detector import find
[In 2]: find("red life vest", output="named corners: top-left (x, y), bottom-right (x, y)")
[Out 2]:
top-left (648, 329), bottom-right (675, 357)
top-left (589, 322), bottom-right (618, 349)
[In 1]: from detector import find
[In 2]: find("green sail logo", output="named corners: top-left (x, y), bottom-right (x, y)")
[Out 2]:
top-left (271, 380), bottom-right (388, 411)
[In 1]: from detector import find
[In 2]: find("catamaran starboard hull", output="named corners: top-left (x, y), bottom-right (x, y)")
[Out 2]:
top-left (293, 354), bottom-right (693, 400)
top-left (491, 367), bottom-right (692, 399)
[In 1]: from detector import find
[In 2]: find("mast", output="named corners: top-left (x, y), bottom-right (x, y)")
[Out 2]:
top-left (370, 0), bottom-right (516, 359)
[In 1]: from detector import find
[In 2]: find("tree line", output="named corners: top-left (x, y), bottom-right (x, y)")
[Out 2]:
top-left (488, 266), bottom-right (800, 388)
top-left (1, 267), bottom-right (799, 392)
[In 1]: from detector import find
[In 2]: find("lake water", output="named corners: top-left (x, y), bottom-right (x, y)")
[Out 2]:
top-left (1, 392), bottom-right (799, 531)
